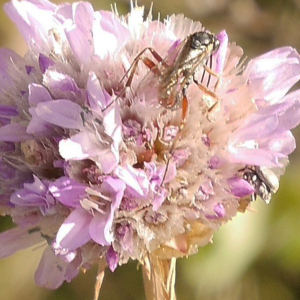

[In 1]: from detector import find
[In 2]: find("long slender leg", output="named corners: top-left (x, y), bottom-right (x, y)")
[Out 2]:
top-left (160, 94), bottom-right (189, 186)
top-left (194, 79), bottom-right (221, 118)
top-left (193, 66), bottom-right (221, 116)
top-left (125, 57), bottom-right (158, 88)
top-left (119, 47), bottom-right (164, 86)
top-left (102, 47), bottom-right (165, 112)
top-left (194, 80), bottom-right (219, 99)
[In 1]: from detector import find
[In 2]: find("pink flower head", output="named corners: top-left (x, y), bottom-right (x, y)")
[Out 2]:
top-left (0, 0), bottom-right (300, 292)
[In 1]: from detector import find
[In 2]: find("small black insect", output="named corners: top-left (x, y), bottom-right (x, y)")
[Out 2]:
top-left (242, 166), bottom-right (279, 204)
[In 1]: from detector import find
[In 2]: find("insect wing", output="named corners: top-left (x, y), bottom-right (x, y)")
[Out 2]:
top-left (162, 37), bottom-right (189, 67)
top-left (133, 38), bottom-right (189, 97)
top-left (256, 167), bottom-right (279, 195)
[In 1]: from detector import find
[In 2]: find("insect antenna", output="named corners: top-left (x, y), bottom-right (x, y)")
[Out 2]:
top-left (200, 61), bottom-right (207, 84)
top-left (206, 54), bottom-right (213, 88)
top-left (200, 55), bottom-right (213, 88)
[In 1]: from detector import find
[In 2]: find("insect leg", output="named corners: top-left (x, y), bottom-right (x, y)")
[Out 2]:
top-left (124, 47), bottom-right (165, 88)
top-left (194, 81), bottom-right (219, 101)
top-left (160, 94), bottom-right (189, 187)
top-left (193, 70), bottom-right (220, 117)
top-left (119, 47), bottom-right (163, 84)
top-left (125, 57), bottom-right (158, 89)
top-left (180, 95), bottom-right (189, 129)
top-left (203, 65), bottom-right (220, 91)
top-left (102, 48), bottom-right (164, 112)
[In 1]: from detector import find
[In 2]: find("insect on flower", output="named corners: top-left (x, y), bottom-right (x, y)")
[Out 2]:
top-left (104, 31), bottom-right (221, 179)
top-left (108, 31), bottom-right (221, 184)
top-left (117, 31), bottom-right (221, 129)
top-left (241, 165), bottom-right (279, 204)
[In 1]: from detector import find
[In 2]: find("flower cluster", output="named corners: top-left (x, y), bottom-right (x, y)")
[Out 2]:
top-left (0, 0), bottom-right (300, 290)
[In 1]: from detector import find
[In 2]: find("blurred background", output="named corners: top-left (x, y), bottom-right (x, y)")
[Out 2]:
top-left (1, 0), bottom-right (300, 299)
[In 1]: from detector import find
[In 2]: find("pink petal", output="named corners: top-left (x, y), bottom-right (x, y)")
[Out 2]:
top-left (92, 12), bottom-right (118, 58)
top-left (234, 114), bottom-right (278, 142)
top-left (263, 131), bottom-right (295, 155)
top-left (0, 48), bottom-right (22, 94)
top-left (228, 147), bottom-right (285, 167)
top-left (28, 83), bottom-right (52, 106)
top-left (96, 150), bottom-right (119, 174)
top-left (99, 11), bottom-right (130, 51)
top-left (89, 212), bottom-right (112, 246)
top-left (55, 208), bottom-right (92, 250)
top-left (247, 47), bottom-right (300, 102)
top-left (44, 70), bottom-right (81, 95)
top-left (49, 176), bottom-right (87, 208)
top-left (27, 107), bottom-right (53, 135)
top-left (0, 227), bottom-right (43, 258)
top-left (102, 177), bottom-right (126, 211)
top-left (59, 131), bottom-right (105, 159)
top-left (65, 2), bottom-right (94, 66)
top-left (215, 30), bottom-right (228, 73)
top-left (89, 177), bottom-right (125, 245)
top-left (34, 246), bottom-right (78, 289)
top-left (228, 177), bottom-right (254, 198)
top-left (87, 72), bottom-right (112, 110)
top-left (4, 0), bottom-right (59, 52)
top-left (106, 246), bottom-right (118, 272)
top-left (0, 123), bottom-right (32, 141)
top-left (35, 99), bottom-right (83, 129)
top-left (114, 165), bottom-right (149, 196)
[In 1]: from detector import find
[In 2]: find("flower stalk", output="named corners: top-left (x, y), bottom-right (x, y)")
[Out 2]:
top-left (93, 260), bottom-right (106, 300)
top-left (142, 256), bottom-right (177, 300)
